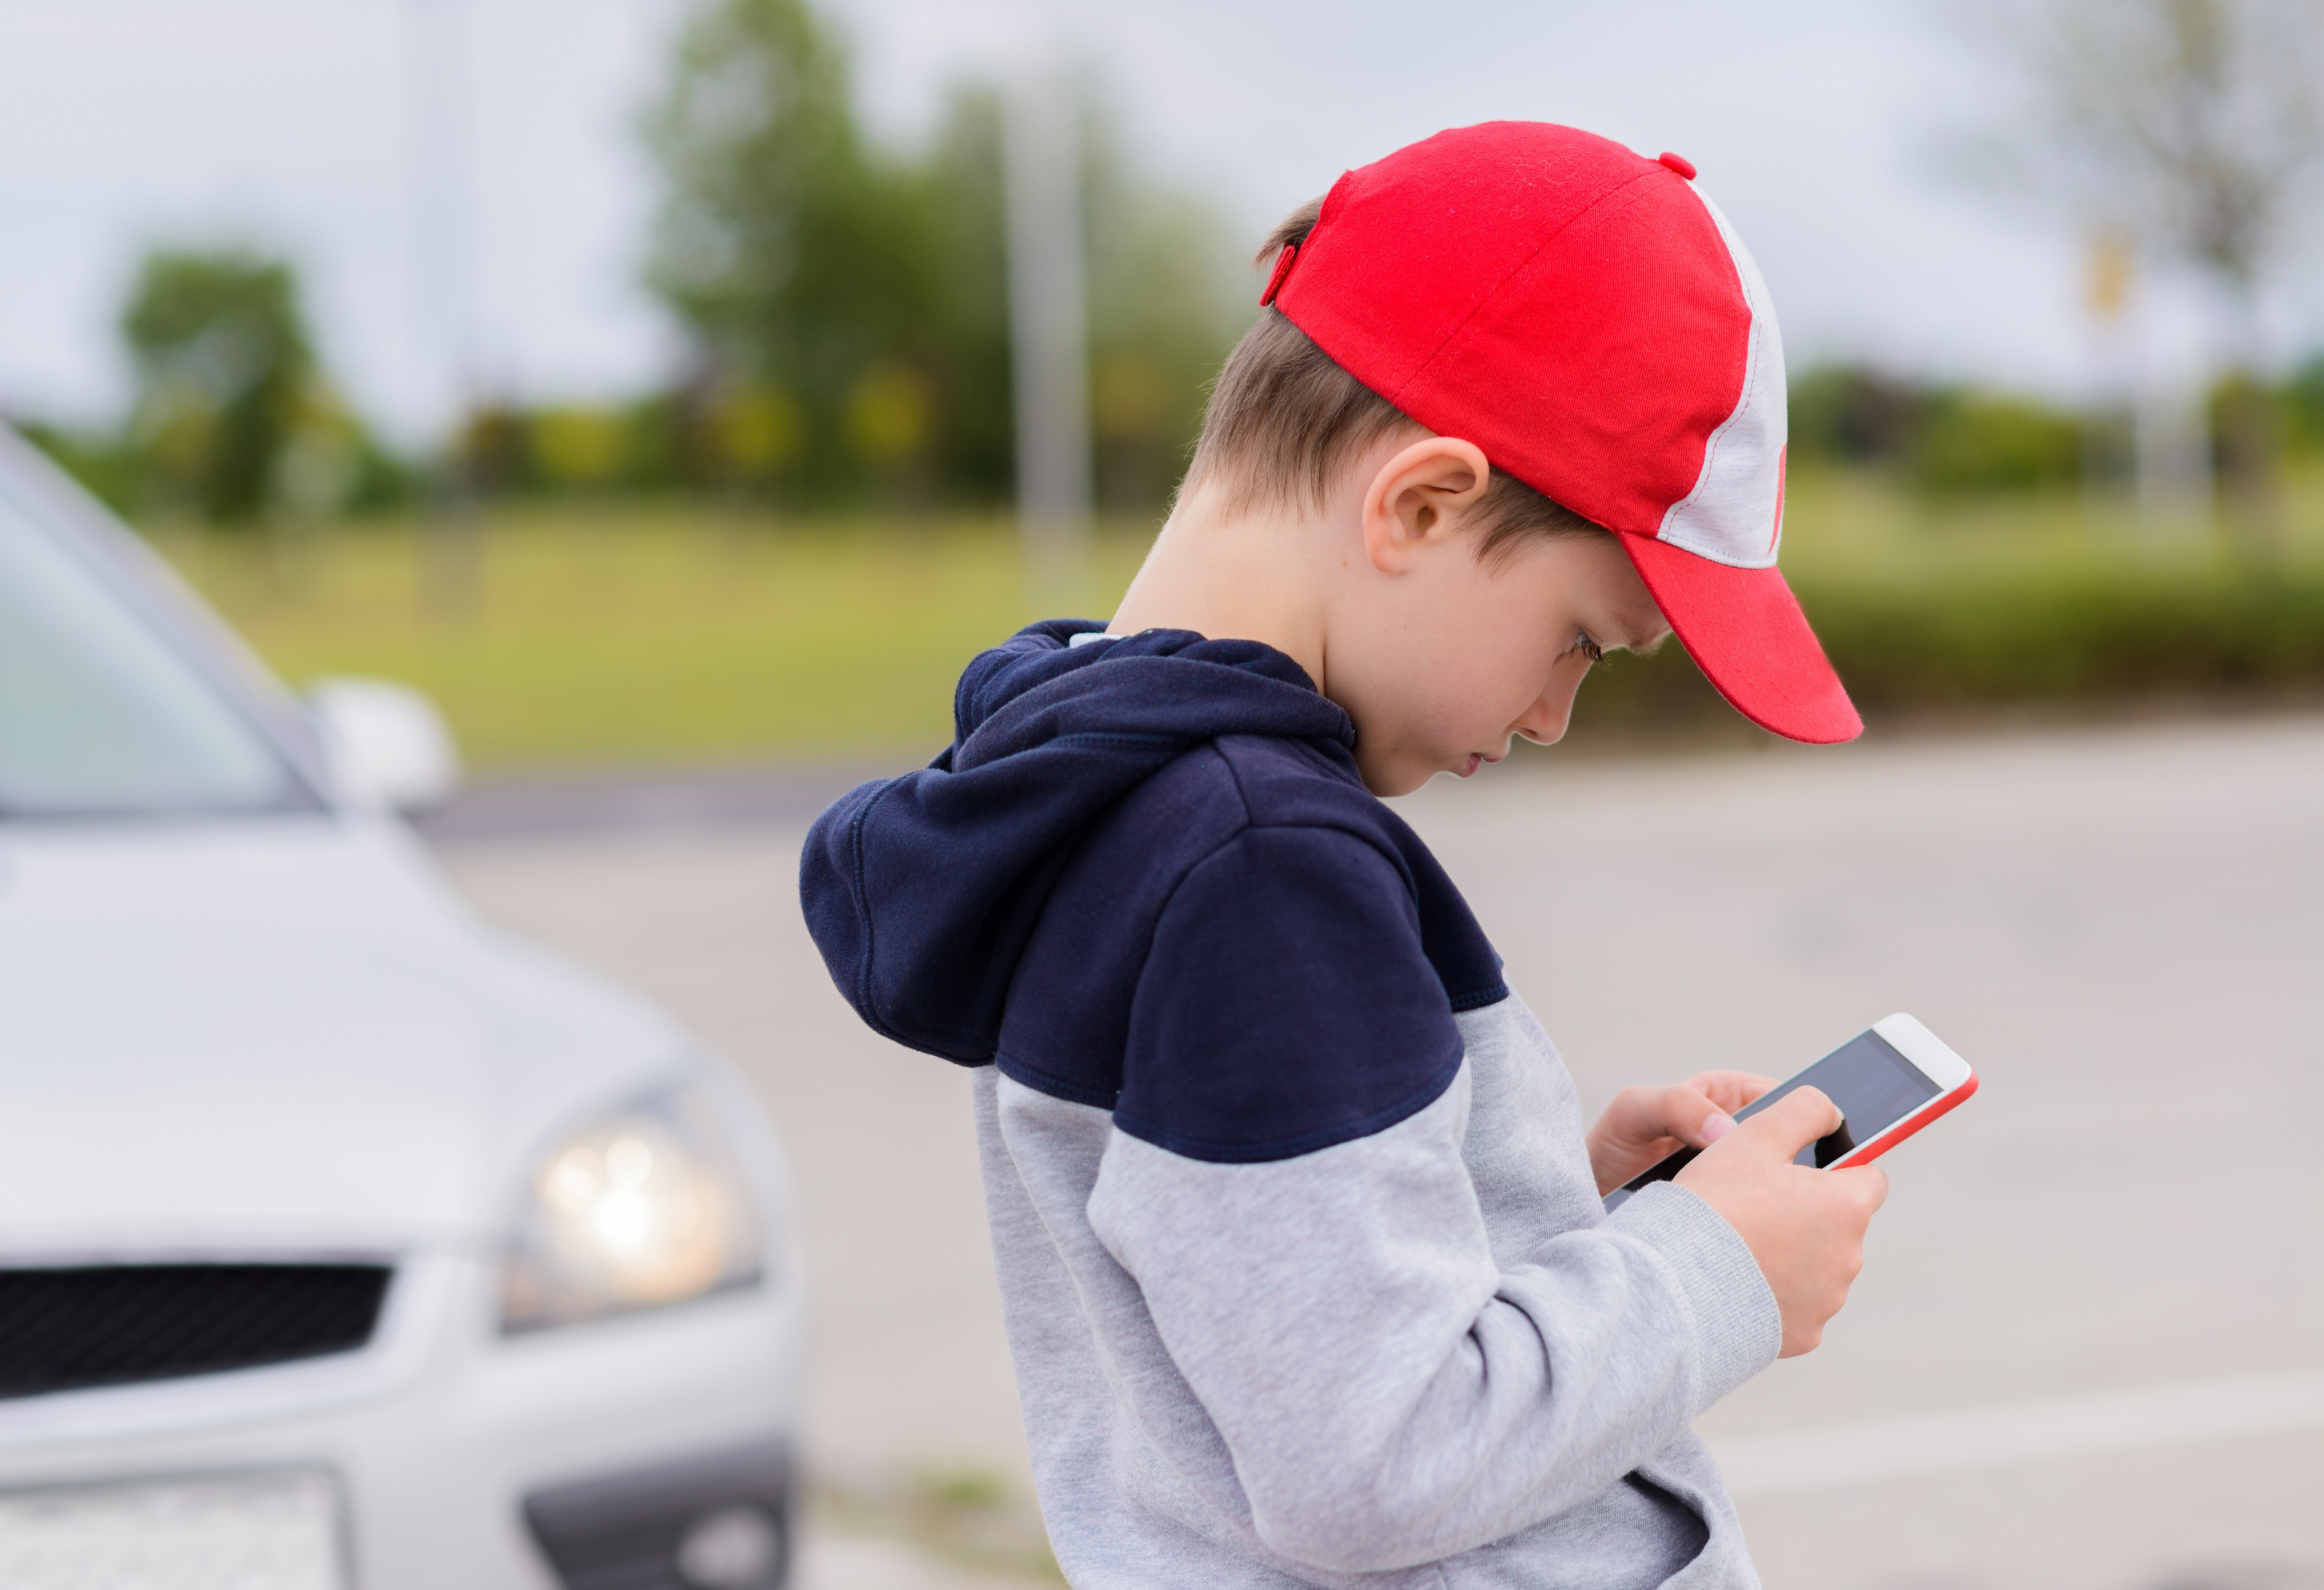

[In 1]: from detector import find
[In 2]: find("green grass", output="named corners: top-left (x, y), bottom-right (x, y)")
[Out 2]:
top-left (149, 470), bottom-right (2324, 768)
top-left (815, 1466), bottom-right (1063, 1583)
top-left (157, 504), bottom-right (1148, 767)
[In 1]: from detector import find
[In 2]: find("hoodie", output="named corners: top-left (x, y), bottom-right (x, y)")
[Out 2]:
top-left (801, 621), bottom-right (1782, 1589)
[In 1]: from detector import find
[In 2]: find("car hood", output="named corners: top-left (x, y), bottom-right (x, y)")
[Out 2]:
top-left (0, 816), bottom-right (689, 1252)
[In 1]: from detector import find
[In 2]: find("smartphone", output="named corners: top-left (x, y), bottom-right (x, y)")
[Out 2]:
top-left (1602, 1013), bottom-right (1978, 1214)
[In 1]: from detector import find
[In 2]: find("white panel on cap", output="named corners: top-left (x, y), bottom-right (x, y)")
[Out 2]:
top-left (1655, 193), bottom-right (1787, 570)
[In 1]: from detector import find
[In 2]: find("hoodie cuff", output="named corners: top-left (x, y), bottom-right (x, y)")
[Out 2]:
top-left (1606, 1181), bottom-right (1782, 1412)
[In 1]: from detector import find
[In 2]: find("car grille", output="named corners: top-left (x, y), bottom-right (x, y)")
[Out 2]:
top-left (0, 1263), bottom-right (392, 1399)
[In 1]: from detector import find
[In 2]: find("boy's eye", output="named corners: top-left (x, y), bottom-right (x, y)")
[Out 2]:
top-left (1575, 632), bottom-right (1604, 665)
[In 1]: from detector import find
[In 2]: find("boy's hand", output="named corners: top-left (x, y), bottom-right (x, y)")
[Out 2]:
top-left (1674, 1086), bottom-right (1888, 1357)
top-left (1587, 1070), bottom-right (1779, 1196)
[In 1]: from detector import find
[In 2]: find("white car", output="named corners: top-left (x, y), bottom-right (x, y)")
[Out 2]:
top-left (0, 425), bottom-right (806, 1590)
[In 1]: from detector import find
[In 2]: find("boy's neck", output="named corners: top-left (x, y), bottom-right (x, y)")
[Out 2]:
top-left (1107, 482), bottom-right (1333, 691)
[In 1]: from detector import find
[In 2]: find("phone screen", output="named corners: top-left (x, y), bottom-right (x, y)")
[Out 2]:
top-left (1604, 1029), bottom-right (1941, 1211)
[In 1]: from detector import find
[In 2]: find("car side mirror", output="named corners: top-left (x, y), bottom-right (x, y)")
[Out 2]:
top-left (307, 677), bottom-right (464, 813)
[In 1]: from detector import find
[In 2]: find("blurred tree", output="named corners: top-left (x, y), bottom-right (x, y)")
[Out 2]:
top-left (120, 248), bottom-right (322, 525)
top-left (640, 0), bottom-right (1241, 511)
top-left (641, 0), bottom-right (945, 498)
top-left (1957, 0), bottom-right (2324, 543)
top-left (887, 79), bottom-right (1242, 510)
top-left (2283, 352), bottom-right (2324, 454)
top-left (1081, 107), bottom-right (1243, 511)
top-left (916, 87), bottom-right (1013, 502)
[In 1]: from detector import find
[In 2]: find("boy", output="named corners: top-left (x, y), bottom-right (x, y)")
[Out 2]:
top-left (803, 122), bottom-right (1886, 1588)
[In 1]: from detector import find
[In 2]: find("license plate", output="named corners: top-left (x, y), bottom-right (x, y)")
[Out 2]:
top-left (0, 1471), bottom-right (345, 1589)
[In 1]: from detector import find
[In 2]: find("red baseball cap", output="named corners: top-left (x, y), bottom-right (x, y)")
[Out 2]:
top-left (1265, 121), bottom-right (1861, 744)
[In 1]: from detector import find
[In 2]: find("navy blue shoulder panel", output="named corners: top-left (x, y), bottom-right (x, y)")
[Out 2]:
top-left (1219, 736), bottom-right (1507, 1014)
top-left (995, 743), bottom-right (1250, 1108)
top-left (1113, 822), bottom-right (1465, 1162)
top-left (994, 733), bottom-right (1507, 1162)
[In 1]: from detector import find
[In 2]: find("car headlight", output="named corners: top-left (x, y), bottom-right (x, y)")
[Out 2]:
top-left (501, 1082), bottom-right (760, 1333)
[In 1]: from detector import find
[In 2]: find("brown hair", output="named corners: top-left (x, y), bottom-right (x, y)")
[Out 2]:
top-left (1181, 198), bottom-right (1604, 567)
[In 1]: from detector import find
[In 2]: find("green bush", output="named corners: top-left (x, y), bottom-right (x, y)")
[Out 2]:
top-left (2282, 355), bottom-right (2324, 456)
top-left (1582, 559), bottom-right (2324, 728)
top-left (1787, 365), bottom-right (2091, 500)
top-left (1906, 393), bottom-right (2086, 497)
top-left (1786, 365), bottom-right (1924, 465)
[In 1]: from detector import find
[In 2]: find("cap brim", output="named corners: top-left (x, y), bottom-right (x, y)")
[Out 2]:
top-left (1620, 534), bottom-right (1863, 744)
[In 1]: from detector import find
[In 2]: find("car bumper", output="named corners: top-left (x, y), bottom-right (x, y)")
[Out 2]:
top-left (0, 1245), bottom-right (805, 1588)
top-left (526, 1436), bottom-right (792, 1590)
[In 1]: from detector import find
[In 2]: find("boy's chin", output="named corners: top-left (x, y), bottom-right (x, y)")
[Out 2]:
top-left (1355, 753), bottom-right (1447, 800)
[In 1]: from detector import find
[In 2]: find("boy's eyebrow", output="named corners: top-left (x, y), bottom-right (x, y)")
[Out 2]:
top-left (1611, 604), bottom-right (1673, 652)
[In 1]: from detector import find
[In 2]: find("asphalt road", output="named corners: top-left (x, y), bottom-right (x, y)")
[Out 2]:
top-left (435, 714), bottom-right (2324, 1590)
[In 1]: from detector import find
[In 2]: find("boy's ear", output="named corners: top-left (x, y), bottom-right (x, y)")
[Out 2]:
top-left (1361, 436), bottom-right (1493, 574)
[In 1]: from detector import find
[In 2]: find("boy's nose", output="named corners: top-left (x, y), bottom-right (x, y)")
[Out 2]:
top-left (1514, 674), bottom-right (1584, 747)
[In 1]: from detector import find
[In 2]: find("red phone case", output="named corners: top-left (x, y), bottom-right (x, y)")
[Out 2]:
top-left (1826, 1069), bottom-right (1980, 1169)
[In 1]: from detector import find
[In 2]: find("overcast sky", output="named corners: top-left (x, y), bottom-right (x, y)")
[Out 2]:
top-left (1, 0), bottom-right (2306, 441)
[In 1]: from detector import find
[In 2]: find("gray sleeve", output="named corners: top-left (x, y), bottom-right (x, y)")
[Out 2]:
top-left (1085, 1065), bottom-right (1780, 1576)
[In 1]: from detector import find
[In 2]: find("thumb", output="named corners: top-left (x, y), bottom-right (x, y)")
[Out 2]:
top-left (1656, 1083), bottom-right (1738, 1150)
top-left (1603, 1083), bottom-right (1737, 1152)
top-left (1732, 1085), bottom-right (1844, 1161)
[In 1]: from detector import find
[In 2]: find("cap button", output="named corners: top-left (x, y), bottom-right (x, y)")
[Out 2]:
top-left (1657, 151), bottom-right (1697, 180)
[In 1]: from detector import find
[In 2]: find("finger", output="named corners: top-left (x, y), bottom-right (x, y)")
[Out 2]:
top-left (1594, 1086), bottom-right (1660, 1151)
top-left (1603, 1084), bottom-right (1733, 1150)
top-left (1653, 1083), bottom-right (1737, 1148)
top-left (1686, 1070), bottom-right (1782, 1112)
top-left (1831, 1164), bottom-right (1890, 1215)
top-left (1731, 1085), bottom-right (1845, 1158)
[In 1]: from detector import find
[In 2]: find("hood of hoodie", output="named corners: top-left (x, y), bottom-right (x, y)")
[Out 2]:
top-left (799, 621), bottom-right (1358, 1063)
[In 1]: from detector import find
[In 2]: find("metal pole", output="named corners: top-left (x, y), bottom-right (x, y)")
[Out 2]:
top-left (402, 0), bottom-right (481, 617)
top-left (2080, 230), bottom-right (2134, 517)
top-left (2134, 375), bottom-right (2211, 540)
top-left (1003, 68), bottom-right (1094, 617)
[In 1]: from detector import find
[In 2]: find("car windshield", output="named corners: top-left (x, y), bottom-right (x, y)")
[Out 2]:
top-left (0, 478), bottom-right (303, 818)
